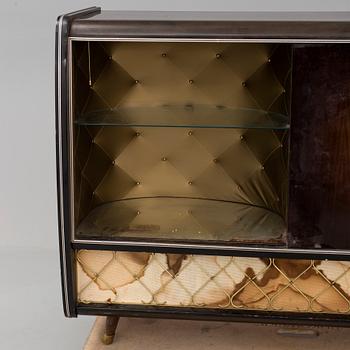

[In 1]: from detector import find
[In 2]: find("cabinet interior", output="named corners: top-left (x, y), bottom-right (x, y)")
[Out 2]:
top-left (71, 41), bottom-right (291, 245)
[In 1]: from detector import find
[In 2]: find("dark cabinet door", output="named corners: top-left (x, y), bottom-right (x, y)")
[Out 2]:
top-left (288, 44), bottom-right (350, 249)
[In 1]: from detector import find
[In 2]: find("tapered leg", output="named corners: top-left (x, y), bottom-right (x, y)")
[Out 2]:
top-left (101, 316), bottom-right (120, 345)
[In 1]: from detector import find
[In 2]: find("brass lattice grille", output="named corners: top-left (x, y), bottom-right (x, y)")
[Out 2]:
top-left (77, 250), bottom-right (350, 314)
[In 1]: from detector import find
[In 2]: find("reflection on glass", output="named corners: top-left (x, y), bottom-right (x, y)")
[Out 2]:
top-left (76, 197), bottom-right (286, 244)
top-left (76, 105), bottom-right (290, 130)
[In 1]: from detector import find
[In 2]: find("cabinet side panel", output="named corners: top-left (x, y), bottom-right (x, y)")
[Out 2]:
top-left (56, 15), bottom-right (77, 318)
top-left (289, 44), bottom-right (350, 249)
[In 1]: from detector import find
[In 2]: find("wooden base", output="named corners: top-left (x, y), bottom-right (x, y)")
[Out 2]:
top-left (84, 317), bottom-right (350, 350)
top-left (101, 316), bottom-right (119, 345)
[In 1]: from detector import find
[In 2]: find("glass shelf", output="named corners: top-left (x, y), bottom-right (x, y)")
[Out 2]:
top-left (76, 197), bottom-right (287, 244)
top-left (75, 105), bottom-right (290, 130)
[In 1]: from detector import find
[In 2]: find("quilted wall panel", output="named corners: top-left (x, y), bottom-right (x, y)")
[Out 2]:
top-left (77, 250), bottom-right (350, 314)
top-left (71, 42), bottom-right (291, 240)
top-left (73, 42), bottom-right (291, 113)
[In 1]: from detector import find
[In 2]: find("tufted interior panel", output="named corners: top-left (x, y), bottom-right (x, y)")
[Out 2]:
top-left (71, 41), bottom-right (291, 243)
top-left (76, 197), bottom-right (286, 243)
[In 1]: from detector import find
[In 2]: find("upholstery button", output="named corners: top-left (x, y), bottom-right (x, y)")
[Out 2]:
top-left (184, 104), bottom-right (194, 111)
top-left (267, 58), bottom-right (271, 63)
top-left (136, 181), bottom-right (141, 185)
top-left (188, 181), bottom-right (193, 185)
top-left (213, 158), bottom-right (219, 163)
top-left (261, 165), bottom-right (265, 171)
top-left (188, 131), bottom-right (193, 136)
top-left (188, 79), bottom-right (194, 84)
top-left (242, 81), bottom-right (247, 87)
top-left (161, 157), bottom-right (167, 161)
top-left (161, 53), bottom-right (167, 57)
top-left (112, 160), bottom-right (116, 165)
top-left (136, 210), bottom-right (141, 215)
top-left (240, 135), bottom-right (245, 141)
top-left (135, 132), bottom-right (141, 137)
top-left (108, 56), bottom-right (112, 60)
top-left (216, 53), bottom-right (222, 59)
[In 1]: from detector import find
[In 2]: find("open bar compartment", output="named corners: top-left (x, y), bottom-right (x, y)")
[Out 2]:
top-left (71, 41), bottom-right (292, 245)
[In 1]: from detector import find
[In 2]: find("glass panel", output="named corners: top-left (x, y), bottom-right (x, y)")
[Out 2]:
top-left (75, 105), bottom-right (289, 130)
top-left (76, 197), bottom-right (286, 244)
top-left (72, 41), bottom-right (291, 247)
top-left (289, 44), bottom-right (350, 250)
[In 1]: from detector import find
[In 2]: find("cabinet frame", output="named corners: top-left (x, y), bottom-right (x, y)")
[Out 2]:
top-left (56, 7), bottom-right (350, 321)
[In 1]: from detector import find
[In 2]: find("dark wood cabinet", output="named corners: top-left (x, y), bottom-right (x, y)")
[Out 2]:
top-left (56, 8), bottom-right (350, 339)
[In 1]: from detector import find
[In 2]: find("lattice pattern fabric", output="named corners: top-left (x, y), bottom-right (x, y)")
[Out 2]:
top-left (77, 250), bottom-right (350, 314)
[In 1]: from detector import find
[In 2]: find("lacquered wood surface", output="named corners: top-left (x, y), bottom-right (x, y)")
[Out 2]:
top-left (69, 11), bottom-right (350, 39)
top-left (289, 44), bottom-right (350, 249)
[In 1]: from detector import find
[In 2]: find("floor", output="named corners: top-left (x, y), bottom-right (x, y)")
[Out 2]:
top-left (85, 316), bottom-right (350, 350)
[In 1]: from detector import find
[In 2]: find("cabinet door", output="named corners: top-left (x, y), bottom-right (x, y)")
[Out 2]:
top-left (289, 44), bottom-right (350, 249)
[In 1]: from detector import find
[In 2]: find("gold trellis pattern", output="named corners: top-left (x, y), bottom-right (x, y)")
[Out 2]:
top-left (77, 250), bottom-right (350, 314)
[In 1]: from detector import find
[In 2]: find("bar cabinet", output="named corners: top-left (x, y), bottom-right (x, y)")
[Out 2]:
top-left (56, 7), bottom-right (350, 344)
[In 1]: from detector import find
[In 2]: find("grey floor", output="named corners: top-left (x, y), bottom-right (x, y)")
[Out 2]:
top-left (0, 247), bottom-right (93, 349)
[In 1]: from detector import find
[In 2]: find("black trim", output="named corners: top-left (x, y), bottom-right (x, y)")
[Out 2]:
top-left (55, 6), bottom-right (101, 318)
top-left (77, 304), bottom-right (350, 328)
top-left (72, 241), bottom-right (350, 261)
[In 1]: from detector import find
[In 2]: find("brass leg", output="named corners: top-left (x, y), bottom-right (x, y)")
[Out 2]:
top-left (101, 316), bottom-right (120, 345)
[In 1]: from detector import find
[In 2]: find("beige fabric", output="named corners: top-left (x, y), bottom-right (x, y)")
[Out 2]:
top-left (77, 250), bottom-right (350, 314)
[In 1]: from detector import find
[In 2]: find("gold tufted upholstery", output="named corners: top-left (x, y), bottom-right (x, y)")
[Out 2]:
top-left (77, 197), bottom-right (286, 242)
top-left (72, 41), bottom-right (291, 243)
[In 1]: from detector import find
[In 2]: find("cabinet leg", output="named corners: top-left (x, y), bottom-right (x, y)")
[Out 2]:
top-left (101, 316), bottom-right (120, 345)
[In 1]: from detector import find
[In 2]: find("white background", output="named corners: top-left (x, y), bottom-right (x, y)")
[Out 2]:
top-left (1, 1), bottom-right (350, 349)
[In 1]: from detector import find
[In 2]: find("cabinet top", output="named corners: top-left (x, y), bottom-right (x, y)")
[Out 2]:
top-left (63, 8), bottom-right (350, 39)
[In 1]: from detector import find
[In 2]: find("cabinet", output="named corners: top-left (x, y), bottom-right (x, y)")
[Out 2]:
top-left (56, 8), bottom-right (350, 341)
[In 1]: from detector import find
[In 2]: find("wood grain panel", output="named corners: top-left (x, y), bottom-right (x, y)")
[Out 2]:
top-left (289, 44), bottom-right (350, 249)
